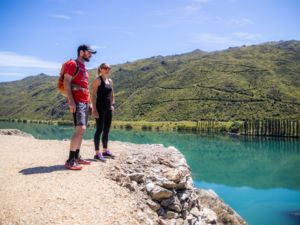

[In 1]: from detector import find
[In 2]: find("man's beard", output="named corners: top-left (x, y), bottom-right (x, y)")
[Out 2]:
top-left (83, 55), bottom-right (90, 62)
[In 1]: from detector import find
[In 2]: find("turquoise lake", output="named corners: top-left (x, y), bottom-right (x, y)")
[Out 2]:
top-left (1, 121), bottom-right (300, 225)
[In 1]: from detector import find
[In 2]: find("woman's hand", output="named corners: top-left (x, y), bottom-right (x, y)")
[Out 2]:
top-left (92, 108), bottom-right (99, 118)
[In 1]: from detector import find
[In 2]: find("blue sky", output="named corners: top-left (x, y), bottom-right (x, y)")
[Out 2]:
top-left (0, 0), bottom-right (299, 82)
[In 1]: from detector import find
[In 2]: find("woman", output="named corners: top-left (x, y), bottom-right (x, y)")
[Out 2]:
top-left (92, 63), bottom-right (115, 161)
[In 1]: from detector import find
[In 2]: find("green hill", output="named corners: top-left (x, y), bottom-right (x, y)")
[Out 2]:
top-left (0, 74), bottom-right (68, 120)
top-left (1, 40), bottom-right (300, 121)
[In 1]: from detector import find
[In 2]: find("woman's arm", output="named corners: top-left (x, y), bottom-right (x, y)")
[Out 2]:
top-left (91, 78), bottom-right (101, 118)
top-left (110, 79), bottom-right (115, 111)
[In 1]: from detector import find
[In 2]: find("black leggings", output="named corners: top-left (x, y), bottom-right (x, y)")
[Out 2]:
top-left (94, 109), bottom-right (112, 150)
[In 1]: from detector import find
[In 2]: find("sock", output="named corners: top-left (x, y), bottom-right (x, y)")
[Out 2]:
top-left (68, 151), bottom-right (76, 162)
top-left (75, 149), bottom-right (80, 159)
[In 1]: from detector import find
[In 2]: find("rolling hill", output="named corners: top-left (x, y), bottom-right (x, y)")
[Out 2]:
top-left (1, 40), bottom-right (300, 121)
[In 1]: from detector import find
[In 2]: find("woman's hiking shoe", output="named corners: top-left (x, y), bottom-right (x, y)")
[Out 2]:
top-left (94, 153), bottom-right (106, 162)
top-left (103, 150), bottom-right (115, 159)
top-left (76, 156), bottom-right (91, 165)
top-left (64, 159), bottom-right (82, 170)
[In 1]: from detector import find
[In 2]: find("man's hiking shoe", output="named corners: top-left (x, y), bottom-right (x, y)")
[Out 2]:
top-left (103, 150), bottom-right (115, 159)
top-left (65, 159), bottom-right (82, 170)
top-left (94, 153), bottom-right (106, 162)
top-left (76, 156), bottom-right (91, 165)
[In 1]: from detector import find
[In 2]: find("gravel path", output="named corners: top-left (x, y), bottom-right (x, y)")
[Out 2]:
top-left (0, 133), bottom-right (141, 225)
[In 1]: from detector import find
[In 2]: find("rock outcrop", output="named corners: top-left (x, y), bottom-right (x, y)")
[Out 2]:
top-left (108, 143), bottom-right (247, 225)
top-left (0, 129), bottom-right (33, 137)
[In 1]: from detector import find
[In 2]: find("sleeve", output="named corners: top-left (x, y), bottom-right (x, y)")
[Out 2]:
top-left (64, 61), bottom-right (77, 77)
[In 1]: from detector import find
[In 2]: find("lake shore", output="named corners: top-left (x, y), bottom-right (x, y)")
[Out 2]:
top-left (0, 118), bottom-right (234, 133)
top-left (2, 118), bottom-right (300, 138)
top-left (0, 129), bottom-right (247, 225)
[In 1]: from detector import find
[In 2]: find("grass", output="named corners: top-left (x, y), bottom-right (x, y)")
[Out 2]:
top-left (111, 120), bottom-right (235, 133)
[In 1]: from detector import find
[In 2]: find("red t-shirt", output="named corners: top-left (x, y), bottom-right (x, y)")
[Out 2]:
top-left (64, 60), bottom-right (90, 103)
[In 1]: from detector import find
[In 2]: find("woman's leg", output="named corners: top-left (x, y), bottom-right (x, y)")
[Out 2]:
top-left (102, 110), bottom-right (112, 151)
top-left (94, 111), bottom-right (104, 154)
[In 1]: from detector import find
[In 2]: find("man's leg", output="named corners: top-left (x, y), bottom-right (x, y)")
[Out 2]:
top-left (74, 103), bottom-right (91, 165)
top-left (70, 125), bottom-right (86, 151)
top-left (65, 126), bottom-right (86, 170)
top-left (65, 102), bottom-right (90, 170)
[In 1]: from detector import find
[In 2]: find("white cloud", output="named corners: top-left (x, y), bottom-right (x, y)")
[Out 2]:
top-left (232, 32), bottom-right (261, 40)
top-left (90, 45), bottom-right (107, 50)
top-left (0, 51), bottom-right (60, 69)
top-left (201, 17), bottom-right (253, 27)
top-left (49, 14), bottom-right (71, 20)
top-left (0, 52), bottom-right (61, 80)
top-left (191, 32), bottom-right (262, 50)
top-left (153, 3), bottom-right (202, 18)
top-left (226, 18), bottom-right (254, 26)
top-left (192, 33), bottom-right (243, 47)
top-left (0, 72), bottom-right (24, 77)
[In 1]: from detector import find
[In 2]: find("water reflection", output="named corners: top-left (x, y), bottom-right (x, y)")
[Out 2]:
top-left (110, 130), bottom-right (300, 190)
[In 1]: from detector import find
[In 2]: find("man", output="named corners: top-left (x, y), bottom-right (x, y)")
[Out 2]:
top-left (64, 44), bottom-right (97, 170)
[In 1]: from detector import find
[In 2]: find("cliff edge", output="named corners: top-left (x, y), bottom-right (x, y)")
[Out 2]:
top-left (0, 130), bottom-right (247, 225)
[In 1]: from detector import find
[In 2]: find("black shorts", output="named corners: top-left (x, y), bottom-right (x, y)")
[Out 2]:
top-left (73, 102), bottom-right (89, 126)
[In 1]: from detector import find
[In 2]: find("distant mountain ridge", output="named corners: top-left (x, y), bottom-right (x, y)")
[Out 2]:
top-left (0, 40), bottom-right (300, 121)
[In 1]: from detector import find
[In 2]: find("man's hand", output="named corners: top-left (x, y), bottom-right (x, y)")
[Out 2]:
top-left (68, 99), bottom-right (76, 113)
top-left (64, 74), bottom-right (76, 113)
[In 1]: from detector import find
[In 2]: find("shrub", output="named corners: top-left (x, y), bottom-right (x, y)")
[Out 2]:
top-left (220, 126), bottom-right (228, 133)
top-left (57, 120), bottom-right (73, 126)
top-left (141, 125), bottom-right (152, 131)
top-left (229, 122), bottom-right (241, 133)
top-left (125, 124), bottom-right (133, 130)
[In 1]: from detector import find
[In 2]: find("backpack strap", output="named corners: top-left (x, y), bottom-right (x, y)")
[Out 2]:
top-left (70, 59), bottom-right (80, 80)
top-left (70, 59), bottom-right (89, 91)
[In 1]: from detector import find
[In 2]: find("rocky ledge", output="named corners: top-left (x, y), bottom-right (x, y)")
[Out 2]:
top-left (107, 142), bottom-right (247, 225)
top-left (0, 129), bottom-right (33, 137)
top-left (0, 130), bottom-right (247, 225)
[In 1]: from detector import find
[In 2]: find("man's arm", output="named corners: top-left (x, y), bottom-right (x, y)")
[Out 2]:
top-left (63, 74), bottom-right (76, 113)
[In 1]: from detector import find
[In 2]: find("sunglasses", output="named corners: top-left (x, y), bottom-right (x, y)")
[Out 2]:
top-left (102, 67), bottom-right (111, 70)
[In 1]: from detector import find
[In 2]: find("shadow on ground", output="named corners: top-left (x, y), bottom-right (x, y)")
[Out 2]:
top-left (19, 165), bottom-right (66, 175)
